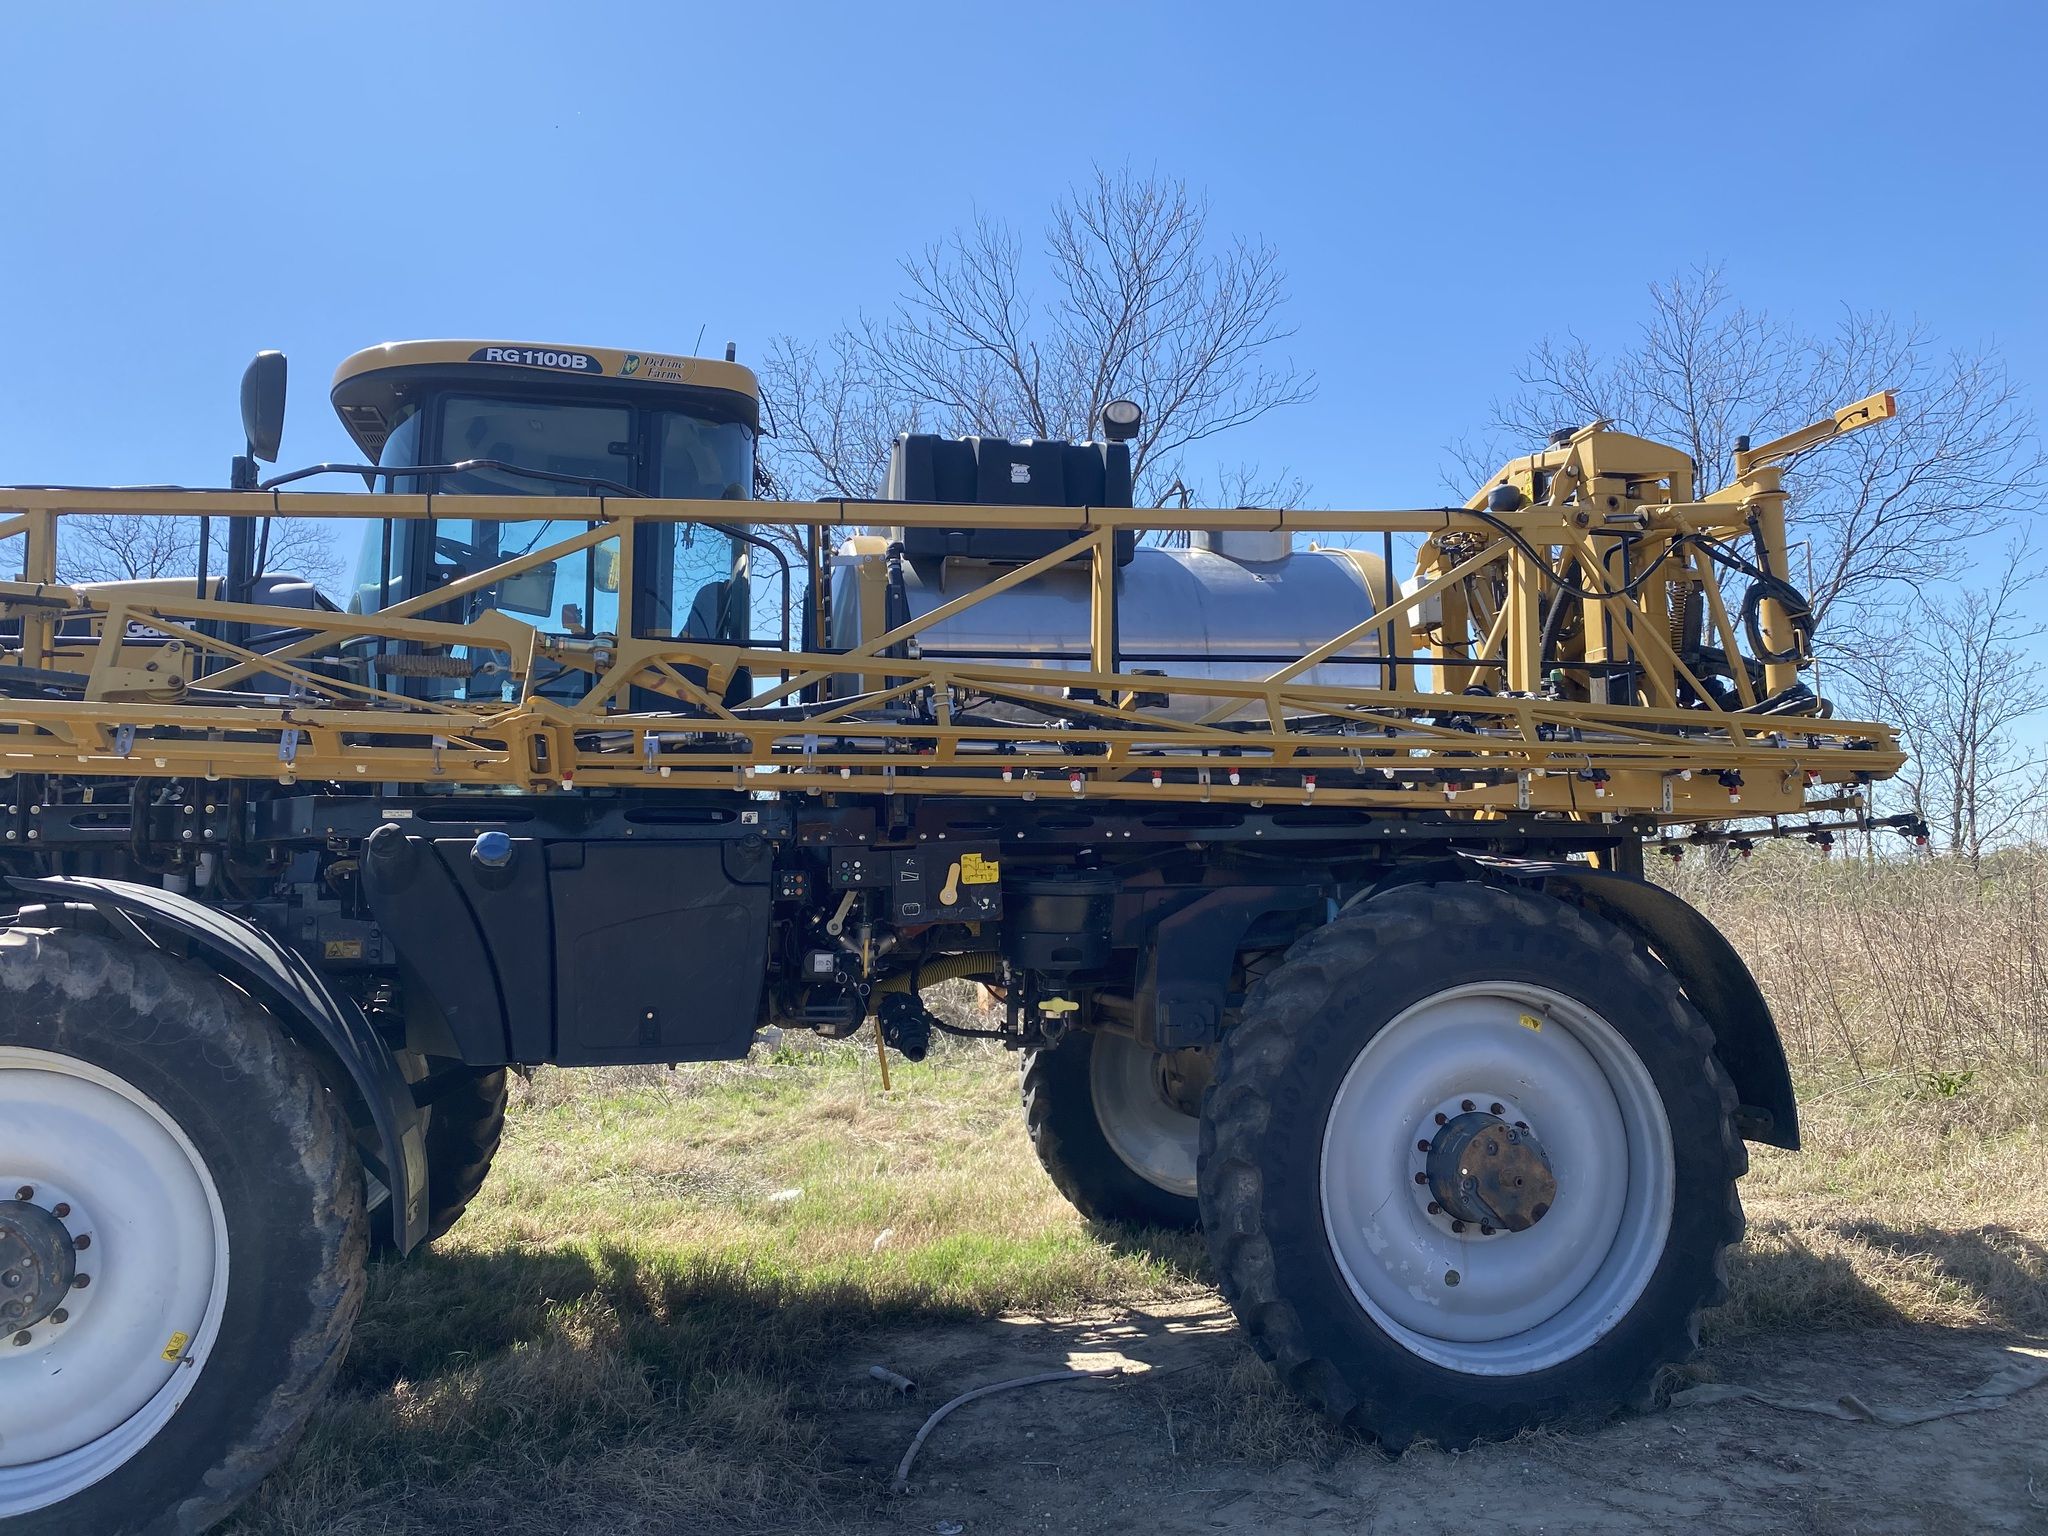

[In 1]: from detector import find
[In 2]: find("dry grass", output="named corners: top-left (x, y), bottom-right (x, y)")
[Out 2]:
top-left (1721, 1072), bottom-right (2048, 1340)
top-left (1668, 842), bottom-right (2048, 1075)
top-left (1667, 845), bottom-right (2048, 1341)
top-left (223, 856), bottom-right (2048, 1533)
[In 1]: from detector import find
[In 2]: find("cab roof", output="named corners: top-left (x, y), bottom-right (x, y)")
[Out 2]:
top-left (329, 339), bottom-right (761, 459)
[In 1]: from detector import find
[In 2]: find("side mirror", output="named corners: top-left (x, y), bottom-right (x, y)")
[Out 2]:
top-left (240, 351), bottom-right (288, 463)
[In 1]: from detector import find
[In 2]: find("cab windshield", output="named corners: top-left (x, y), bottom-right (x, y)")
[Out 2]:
top-left (350, 388), bottom-right (758, 702)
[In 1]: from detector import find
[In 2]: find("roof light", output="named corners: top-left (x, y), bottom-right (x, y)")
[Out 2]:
top-left (1100, 399), bottom-right (1143, 443)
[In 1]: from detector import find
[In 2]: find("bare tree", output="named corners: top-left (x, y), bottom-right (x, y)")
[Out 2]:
top-left (1450, 264), bottom-right (2046, 854)
top-left (1450, 264), bottom-right (2043, 625)
top-left (56, 514), bottom-right (347, 595)
top-left (759, 167), bottom-right (1315, 508)
top-left (1850, 541), bottom-right (2048, 863)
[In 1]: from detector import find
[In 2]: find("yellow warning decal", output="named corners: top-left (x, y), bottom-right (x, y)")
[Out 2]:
top-left (959, 853), bottom-right (1000, 885)
top-left (1518, 1014), bottom-right (1544, 1032)
top-left (161, 1331), bottom-right (191, 1362)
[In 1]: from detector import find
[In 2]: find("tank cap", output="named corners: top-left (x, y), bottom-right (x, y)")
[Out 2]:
top-left (471, 830), bottom-right (513, 868)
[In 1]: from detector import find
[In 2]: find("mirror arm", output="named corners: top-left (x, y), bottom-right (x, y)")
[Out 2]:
top-left (712, 521), bottom-right (792, 652)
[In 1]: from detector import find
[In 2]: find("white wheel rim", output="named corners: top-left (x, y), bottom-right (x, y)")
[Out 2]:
top-left (1318, 983), bottom-right (1674, 1375)
top-left (1089, 1033), bottom-right (1199, 1198)
top-left (0, 1047), bottom-right (230, 1516)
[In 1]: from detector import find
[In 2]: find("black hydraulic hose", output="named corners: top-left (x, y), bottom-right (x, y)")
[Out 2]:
top-left (1738, 575), bottom-right (1813, 665)
top-left (127, 779), bottom-right (171, 874)
top-left (882, 543), bottom-right (911, 656)
top-left (1461, 508), bottom-right (1693, 601)
top-left (1470, 504), bottom-right (1818, 670)
top-left (1691, 533), bottom-right (1815, 665)
top-left (1537, 557), bottom-right (1581, 668)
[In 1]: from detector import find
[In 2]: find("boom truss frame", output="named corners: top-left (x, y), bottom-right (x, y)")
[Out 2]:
top-left (0, 395), bottom-right (1906, 827)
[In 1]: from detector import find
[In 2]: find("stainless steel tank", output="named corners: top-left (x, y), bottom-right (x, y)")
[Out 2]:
top-left (827, 530), bottom-right (1388, 721)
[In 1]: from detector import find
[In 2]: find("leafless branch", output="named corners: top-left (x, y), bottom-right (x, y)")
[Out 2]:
top-left (757, 166), bottom-right (1315, 512)
top-left (1447, 263), bottom-right (2044, 625)
top-left (1841, 537), bottom-right (2048, 862)
top-left (57, 514), bottom-right (348, 594)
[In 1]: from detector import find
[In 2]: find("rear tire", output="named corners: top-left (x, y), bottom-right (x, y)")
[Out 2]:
top-left (1022, 1030), bottom-right (1202, 1230)
top-left (384, 1063), bottom-right (506, 1249)
top-left (423, 1067), bottom-right (507, 1242)
top-left (0, 926), bottom-right (366, 1535)
top-left (1199, 881), bottom-right (1744, 1450)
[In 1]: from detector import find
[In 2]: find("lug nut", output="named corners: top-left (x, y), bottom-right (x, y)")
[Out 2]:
top-left (1489, 1103), bottom-right (1504, 1116)
top-left (1480, 1223), bottom-right (1495, 1236)
top-left (1460, 1099), bottom-right (1475, 1112)
top-left (72, 1274), bottom-right (89, 1289)
top-left (1416, 1139), bottom-right (1432, 1152)
top-left (73, 1234), bottom-right (90, 1251)
top-left (1426, 1202), bottom-right (1442, 1215)
top-left (1451, 1219), bottom-right (1466, 1233)
top-left (1433, 1112), bottom-right (1448, 1126)
top-left (13, 1186), bottom-right (30, 1201)
top-left (1444, 1270), bottom-right (1461, 1287)
top-left (49, 1308), bottom-right (67, 1324)
top-left (51, 1203), bottom-right (69, 1218)
top-left (1515, 1120), bottom-right (1529, 1131)
top-left (1414, 1172), bottom-right (1428, 1185)
top-left (10, 1331), bottom-right (28, 1346)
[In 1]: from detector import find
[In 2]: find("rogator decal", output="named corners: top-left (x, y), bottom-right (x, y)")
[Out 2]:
top-left (468, 346), bottom-right (604, 374)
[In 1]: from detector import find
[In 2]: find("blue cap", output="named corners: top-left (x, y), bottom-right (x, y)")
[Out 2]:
top-left (472, 829), bottom-right (513, 868)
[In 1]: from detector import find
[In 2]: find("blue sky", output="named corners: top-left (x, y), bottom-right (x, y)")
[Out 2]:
top-left (2, 0), bottom-right (2042, 579)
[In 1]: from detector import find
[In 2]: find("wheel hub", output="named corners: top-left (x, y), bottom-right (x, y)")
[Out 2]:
top-left (1424, 1111), bottom-right (1557, 1233)
top-left (0, 1198), bottom-right (77, 1334)
top-left (1153, 1046), bottom-right (1214, 1118)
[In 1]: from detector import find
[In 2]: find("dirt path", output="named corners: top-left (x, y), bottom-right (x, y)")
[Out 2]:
top-left (829, 1302), bottom-right (2048, 1535)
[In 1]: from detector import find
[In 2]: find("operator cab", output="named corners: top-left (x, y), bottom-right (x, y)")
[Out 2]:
top-left (329, 340), bottom-right (760, 700)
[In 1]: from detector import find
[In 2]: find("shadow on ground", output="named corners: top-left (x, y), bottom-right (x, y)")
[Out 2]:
top-left (228, 1225), bottom-right (2048, 1535)
top-left (1713, 1218), bottom-right (2048, 1341)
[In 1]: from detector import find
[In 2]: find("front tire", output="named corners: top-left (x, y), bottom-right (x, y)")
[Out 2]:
top-left (1199, 881), bottom-right (1744, 1449)
top-left (0, 927), bottom-right (366, 1535)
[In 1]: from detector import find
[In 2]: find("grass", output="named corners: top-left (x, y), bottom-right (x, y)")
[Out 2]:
top-left (224, 864), bottom-right (2048, 1534)
top-left (231, 1032), bottom-right (1207, 1535)
top-left (1668, 842), bottom-right (2048, 1076)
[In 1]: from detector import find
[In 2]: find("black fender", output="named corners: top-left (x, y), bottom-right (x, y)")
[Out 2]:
top-left (9, 874), bottom-right (431, 1249)
top-left (1527, 865), bottom-right (1799, 1149)
top-left (1402, 856), bottom-right (1799, 1149)
top-left (1130, 884), bottom-right (1327, 1050)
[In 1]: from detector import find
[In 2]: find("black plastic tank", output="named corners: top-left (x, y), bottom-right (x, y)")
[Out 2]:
top-left (883, 434), bottom-right (1137, 566)
top-left (1002, 871), bottom-right (1119, 975)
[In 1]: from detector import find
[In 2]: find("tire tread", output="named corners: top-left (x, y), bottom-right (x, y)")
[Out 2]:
top-left (1197, 880), bottom-right (1746, 1449)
